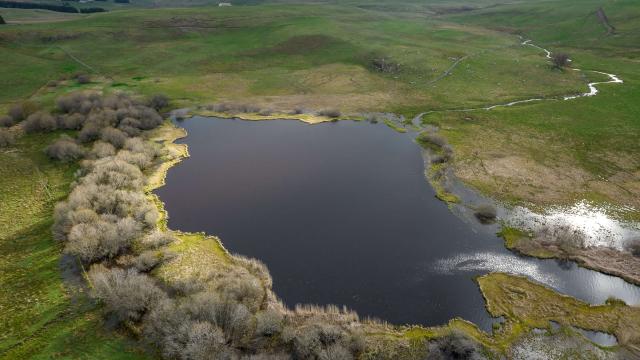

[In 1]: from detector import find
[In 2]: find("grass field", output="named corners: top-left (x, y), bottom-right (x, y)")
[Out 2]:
top-left (1, 0), bottom-right (639, 358)
top-left (1, 0), bottom-right (637, 214)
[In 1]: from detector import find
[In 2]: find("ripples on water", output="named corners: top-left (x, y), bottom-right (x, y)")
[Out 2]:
top-left (506, 200), bottom-right (640, 249)
top-left (433, 252), bottom-right (558, 286)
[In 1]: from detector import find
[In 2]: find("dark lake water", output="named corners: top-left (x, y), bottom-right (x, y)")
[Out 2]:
top-left (156, 117), bottom-right (640, 330)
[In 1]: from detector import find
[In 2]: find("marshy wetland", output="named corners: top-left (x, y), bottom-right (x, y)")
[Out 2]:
top-left (156, 116), bottom-right (640, 330)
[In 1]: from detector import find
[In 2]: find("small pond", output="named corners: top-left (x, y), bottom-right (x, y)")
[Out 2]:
top-left (156, 117), bottom-right (640, 331)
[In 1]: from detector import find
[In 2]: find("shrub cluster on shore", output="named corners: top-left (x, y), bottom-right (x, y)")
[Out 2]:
top-left (203, 102), bottom-right (343, 119)
top-left (14, 92), bottom-right (487, 359)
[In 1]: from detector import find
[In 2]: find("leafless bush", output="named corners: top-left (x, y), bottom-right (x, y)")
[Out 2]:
top-left (0, 115), bottom-right (16, 127)
top-left (133, 250), bottom-right (162, 272)
top-left (78, 123), bottom-right (101, 143)
top-left (551, 53), bottom-right (570, 68)
top-left (8, 102), bottom-right (37, 122)
top-left (88, 265), bottom-right (166, 323)
top-left (258, 108), bottom-right (274, 116)
top-left (210, 103), bottom-right (231, 112)
top-left (8, 104), bottom-right (25, 122)
top-left (284, 323), bottom-right (353, 360)
top-left (426, 331), bottom-right (484, 360)
top-left (45, 135), bottom-right (85, 162)
top-left (318, 109), bottom-right (341, 118)
top-left (291, 107), bottom-right (306, 115)
top-left (625, 238), bottom-right (640, 257)
top-left (145, 299), bottom-right (234, 360)
top-left (148, 94), bottom-right (169, 111)
top-left (417, 132), bottom-right (447, 149)
top-left (57, 93), bottom-right (93, 114)
top-left (474, 204), bottom-right (497, 224)
top-left (116, 150), bottom-right (153, 170)
top-left (549, 225), bottom-right (586, 252)
top-left (255, 309), bottom-right (283, 337)
top-left (233, 255), bottom-right (273, 289)
top-left (101, 127), bottom-right (129, 148)
top-left (215, 270), bottom-right (264, 313)
top-left (240, 354), bottom-right (291, 360)
top-left (89, 141), bottom-right (116, 159)
top-left (22, 111), bottom-right (57, 133)
top-left (76, 73), bottom-right (91, 84)
top-left (237, 104), bottom-right (261, 113)
top-left (57, 113), bottom-right (86, 130)
top-left (0, 129), bottom-right (15, 147)
top-left (141, 231), bottom-right (178, 249)
top-left (65, 216), bottom-right (142, 262)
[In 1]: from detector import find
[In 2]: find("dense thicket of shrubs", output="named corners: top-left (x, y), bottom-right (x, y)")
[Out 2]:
top-left (38, 92), bottom-right (483, 360)
top-left (23, 111), bottom-right (57, 133)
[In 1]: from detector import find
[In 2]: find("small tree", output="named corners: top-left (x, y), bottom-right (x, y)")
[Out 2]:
top-left (0, 15), bottom-right (6, 25)
top-left (551, 53), bottom-right (570, 68)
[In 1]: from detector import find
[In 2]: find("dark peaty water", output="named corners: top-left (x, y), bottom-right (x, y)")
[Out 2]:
top-left (156, 117), bottom-right (640, 330)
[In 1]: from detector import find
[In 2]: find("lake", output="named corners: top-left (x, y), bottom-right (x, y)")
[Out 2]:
top-left (156, 117), bottom-right (640, 330)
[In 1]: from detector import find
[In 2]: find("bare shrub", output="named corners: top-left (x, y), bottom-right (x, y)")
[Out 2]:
top-left (0, 115), bottom-right (16, 127)
top-left (318, 109), bottom-right (341, 118)
top-left (136, 107), bottom-right (163, 130)
top-left (57, 93), bottom-right (89, 114)
top-left (474, 204), bottom-right (497, 224)
top-left (148, 94), bottom-right (169, 111)
top-left (426, 331), bottom-right (484, 360)
top-left (141, 231), bottom-right (177, 249)
top-left (551, 53), bottom-right (570, 68)
top-left (78, 123), bottom-right (102, 143)
top-left (133, 250), bottom-right (162, 272)
top-left (625, 238), bottom-right (640, 257)
top-left (417, 132), bottom-right (446, 149)
top-left (291, 107), bottom-right (306, 115)
top-left (65, 216), bottom-right (142, 262)
top-left (57, 113), bottom-right (86, 130)
top-left (255, 309), bottom-right (283, 337)
top-left (319, 344), bottom-right (353, 360)
top-left (89, 141), bottom-right (116, 159)
top-left (101, 127), bottom-right (129, 148)
top-left (258, 108), bottom-right (274, 116)
top-left (0, 129), bottom-right (15, 147)
top-left (8, 102), bottom-right (38, 122)
top-left (285, 324), bottom-right (350, 360)
top-left (76, 73), bottom-right (91, 84)
top-left (88, 265), bottom-right (165, 323)
top-left (22, 111), bottom-right (57, 133)
top-left (45, 135), bottom-right (85, 162)
top-left (237, 104), bottom-right (261, 113)
top-left (215, 270), bottom-right (264, 313)
top-left (535, 225), bottom-right (586, 253)
top-left (210, 103), bottom-right (231, 112)
top-left (145, 299), bottom-right (234, 360)
top-left (240, 354), bottom-right (291, 360)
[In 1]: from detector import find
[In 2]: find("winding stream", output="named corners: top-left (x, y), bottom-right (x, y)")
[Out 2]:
top-left (415, 38), bottom-right (625, 119)
top-left (157, 117), bottom-right (640, 331)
